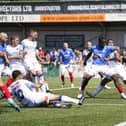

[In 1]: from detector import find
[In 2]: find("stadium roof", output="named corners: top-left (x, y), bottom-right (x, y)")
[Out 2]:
top-left (0, 0), bottom-right (125, 2)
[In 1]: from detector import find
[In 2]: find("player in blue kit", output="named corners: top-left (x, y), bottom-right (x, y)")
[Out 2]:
top-left (77, 36), bottom-right (126, 99)
top-left (59, 42), bottom-right (75, 88)
top-left (86, 39), bottom-right (126, 98)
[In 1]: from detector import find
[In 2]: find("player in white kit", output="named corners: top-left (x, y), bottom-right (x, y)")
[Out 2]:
top-left (7, 35), bottom-right (26, 76)
top-left (8, 70), bottom-right (85, 107)
top-left (21, 29), bottom-right (49, 92)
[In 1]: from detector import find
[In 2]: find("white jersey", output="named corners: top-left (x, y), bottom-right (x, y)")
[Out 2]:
top-left (108, 51), bottom-right (121, 67)
top-left (7, 44), bottom-right (24, 65)
top-left (83, 48), bottom-right (93, 65)
top-left (9, 79), bottom-right (35, 106)
top-left (21, 38), bottom-right (37, 59)
top-left (8, 79), bottom-right (48, 107)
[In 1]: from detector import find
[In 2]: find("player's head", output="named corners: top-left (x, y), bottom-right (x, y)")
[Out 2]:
top-left (98, 36), bottom-right (106, 47)
top-left (28, 29), bottom-right (38, 41)
top-left (12, 70), bottom-right (23, 80)
top-left (107, 39), bottom-right (114, 46)
top-left (86, 41), bottom-right (92, 49)
top-left (63, 42), bottom-right (69, 49)
top-left (11, 35), bottom-right (20, 46)
top-left (0, 32), bottom-right (8, 43)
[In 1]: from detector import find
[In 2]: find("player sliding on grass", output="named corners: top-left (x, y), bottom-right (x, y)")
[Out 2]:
top-left (8, 70), bottom-right (85, 108)
top-left (77, 36), bottom-right (126, 99)
top-left (86, 39), bottom-right (126, 98)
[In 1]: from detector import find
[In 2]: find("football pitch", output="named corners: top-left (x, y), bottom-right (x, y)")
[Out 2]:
top-left (0, 77), bottom-right (126, 126)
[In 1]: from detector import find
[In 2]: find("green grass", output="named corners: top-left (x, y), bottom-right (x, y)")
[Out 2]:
top-left (0, 77), bottom-right (126, 126)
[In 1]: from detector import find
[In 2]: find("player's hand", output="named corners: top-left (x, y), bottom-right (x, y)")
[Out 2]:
top-left (23, 51), bottom-right (27, 57)
top-left (69, 60), bottom-right (74, 64)
top-left (0, 51), bottom-right (4, 57)
top-left (104, 57), bottom-right (110, 62)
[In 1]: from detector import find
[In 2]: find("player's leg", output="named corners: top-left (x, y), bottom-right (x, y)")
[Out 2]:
top-left (101, 65), bottom-right (126, 99)
top-left (60, 65), bottom-right (66, 87)
top-left (99, 72), bottom-right (111, 89)
top-left (111, 74), bottom-right (126, 99)
top-left (0, 78), bottom-right (20, 112)
top-left (77, 72), bottom-right (92, 99)
top-left (87, 77), bottom-right (112, 98)
top-left (48, 93), bottom-right (85, 105)
top-left (68, 65), bottom-right (74, 88)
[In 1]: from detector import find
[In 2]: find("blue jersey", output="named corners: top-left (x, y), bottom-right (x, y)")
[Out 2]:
top-left (91, 45), bottom-right (113, 65)
top-left (0, 43), bottom-right (6, 64)
top-left (59, 48), bottom-right (74, 65)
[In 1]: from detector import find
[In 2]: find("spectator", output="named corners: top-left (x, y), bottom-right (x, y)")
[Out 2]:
top-left (38, 47), bottom-right (44, 59)
top-left (122, 50), bottom-right (126, 65)
top-left (50, 48), bottom-right (58, 65)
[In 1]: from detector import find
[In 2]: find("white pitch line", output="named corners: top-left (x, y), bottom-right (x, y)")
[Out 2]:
top-left (84, 103), bottom-right (126, 106)
top-left (51, 87), bottom-right (79, 91)
top-left (51, 86), bottom-right (114, 91)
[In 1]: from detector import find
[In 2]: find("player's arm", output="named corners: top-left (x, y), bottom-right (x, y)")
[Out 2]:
top-left (59, 51), bottom-right (62, 64)
top-left (0, 51), bottom-right (5, 57)
top-left (34, 83), bottom-right (42, 89)
top-left (4, 53), bottom-right (9, 64)
top-left (83, 51), bottom-right (92, 66)
top-left (112, 46), bottom-right (120, 52)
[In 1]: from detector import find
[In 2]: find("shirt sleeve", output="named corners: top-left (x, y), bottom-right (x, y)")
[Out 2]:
top-left (70, 49), bottom-right (75, 60)
top-left (24, 80), bottom-right (35, 89)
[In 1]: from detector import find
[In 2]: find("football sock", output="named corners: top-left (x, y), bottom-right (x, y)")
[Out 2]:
top-left (38, 74), bottom-right (44, 84)
top-left (116, 85), bottom-right (124, 94)
top-left (61, 74), bottom-right (65, 83)
top-left (59, 96), bottom-right (79, 104)
top-left (0, 85), bottom-right (12, 99)
top-left (80, 77), bottom-right (89, 93)
top-left (6, 77), bottom-right (14, 87)
top-left (92, 84), bottom-right (105, 97)
top-left (32, 74), bottom-right (37, 83)
top-left (69, 72), bottom-right (74, 84)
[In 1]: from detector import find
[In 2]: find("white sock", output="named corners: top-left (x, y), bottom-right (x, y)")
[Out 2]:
top-left (41, 84), bottom-right (47, 93)
top-left (121, 93), bottom-right (126, 98)
top-left (60, 96), bottom-right (79, 104)
top-left (8, 98), bottom-right (13, 102)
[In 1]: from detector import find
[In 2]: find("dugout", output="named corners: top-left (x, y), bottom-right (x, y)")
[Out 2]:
top-left (0, 0), bottom-right (126, 50)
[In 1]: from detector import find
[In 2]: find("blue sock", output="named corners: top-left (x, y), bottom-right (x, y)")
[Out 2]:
top-left (38, 74), bottom-right (44, 83)
top-left (58, 96), bottom-right (62, 101)
top-left (92, 84), bottom-right (104, 97)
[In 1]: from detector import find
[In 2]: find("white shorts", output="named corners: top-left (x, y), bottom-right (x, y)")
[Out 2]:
top-left (85, 64), bottom-right (115, 77)
top-left (60, 64), bottom-right (73, 74)
top-left (24, 58), bottom-right (41, 72)
top-left (10, 64), bottom-right (27, 76)
top-left (22, 92), bottom-right (50, 107)
top-left (110, 64), bottom-right (126, 81)
top-left (0, 64), bottom-right (5, 77)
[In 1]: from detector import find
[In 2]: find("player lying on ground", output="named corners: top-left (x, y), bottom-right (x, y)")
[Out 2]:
top-left (8, 70), bottom-right (85, 108)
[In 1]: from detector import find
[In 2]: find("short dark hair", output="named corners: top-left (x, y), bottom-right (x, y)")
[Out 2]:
top-left (98, 36), bottom-right (106, 42)
top-left (12, 70), bottom-right (22, 80)
top-left (11, 35), bottom-right (19, 41)
top-left (27, 29), bottom-right (37, 36)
